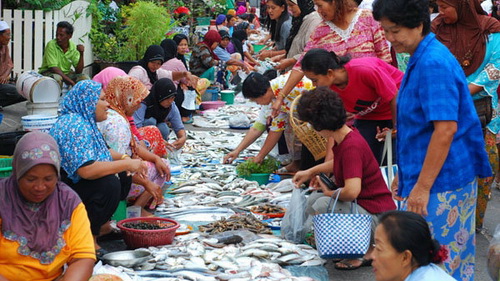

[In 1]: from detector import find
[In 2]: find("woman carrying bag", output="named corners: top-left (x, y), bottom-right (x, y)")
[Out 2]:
top-left (294, 87), bottom-right (396, 270)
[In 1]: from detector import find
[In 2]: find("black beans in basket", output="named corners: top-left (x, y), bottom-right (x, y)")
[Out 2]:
top-left (123, 221), bottom-right (175, 230)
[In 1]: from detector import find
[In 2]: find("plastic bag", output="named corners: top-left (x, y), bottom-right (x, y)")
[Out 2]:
top-left (281, 187), bottom-right (308, 243)
top-left (229, 113), bottom-right (251, 128)
top-left (181, 89), bottom-right (197, 110)
top-left (488, 224), bottom-right (500, 281)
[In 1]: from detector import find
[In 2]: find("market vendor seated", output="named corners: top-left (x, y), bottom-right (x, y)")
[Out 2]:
top-left (0, 131), bottom-right (95, 281)
top-left (292, 87), bottom-right (396, 270)
top-left (133, 78), bottom-right (187, 151)
top-left (38, 21), bottom-right (90, 87)
top-left (223, 71), bottom-right (313, 172)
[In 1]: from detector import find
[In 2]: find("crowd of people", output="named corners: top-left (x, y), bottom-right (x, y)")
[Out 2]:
top-left (1, 0), bottom-right (500, 280)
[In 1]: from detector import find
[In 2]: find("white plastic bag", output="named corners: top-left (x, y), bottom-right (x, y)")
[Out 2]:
top-left (181, 89), bottom-right (197, 110)
top-left (229, 113), bottom-right (251, 128)
top-left (281, 187), bottom-right (308, 243)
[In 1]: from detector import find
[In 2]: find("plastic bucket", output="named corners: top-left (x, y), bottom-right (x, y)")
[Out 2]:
top-left (202, 87), bottom-right (219, 101)
top-left (26, 102), bottom-right (59, 116)
top-left (239, 173), bottom-right (270, 185)
top-left (252, 44), bottom-right (266, 53)
top-left (21, 114), bottom-right (58, 133)
top-left (16, 71), bottom-right (60, 103)
top-left (220, 90), bottom-right (235, 105)
top-left (112, 200), bottom-right (127, 222)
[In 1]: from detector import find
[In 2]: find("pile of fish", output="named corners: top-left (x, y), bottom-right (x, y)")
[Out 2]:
top-left (101, 233), bottom-right (324, 281)
top-left (193, 103), bottom-right (260, 129)
top-left (198, 214), bottom-right (272, 234)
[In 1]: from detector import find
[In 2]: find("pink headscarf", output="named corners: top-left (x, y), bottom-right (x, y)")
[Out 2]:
top-left (0, 131), bottom-right (81, 264)
top-left (236, 6), bottom-right (247, 15)
top-left (92, 66), bottom-right (127, 91)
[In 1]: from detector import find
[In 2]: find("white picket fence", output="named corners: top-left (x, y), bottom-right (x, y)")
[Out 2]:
top-left (0, 1), bottom-right (93, 78)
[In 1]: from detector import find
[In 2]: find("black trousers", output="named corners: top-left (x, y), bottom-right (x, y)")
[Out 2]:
top-left (62, 172), bottom-right (131, 235)
top-left (353, 119), bottom-right (395, 165)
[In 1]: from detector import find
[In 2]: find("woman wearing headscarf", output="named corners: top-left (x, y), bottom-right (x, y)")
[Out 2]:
top-left (98, 76), bottom-right (167, 216)
top-left (0, 131), bottom-right (95, 280)
top-left (432, 0), bottom-right (500, 232)
top-left (50, 80), bottom-right (144, 255)
top-left (189, 30), bottom-right (223, 78)
top-left (93, 67), bottom-right (169, 158)
top-left (259, 0), bottom-right (322, 71)
top-left (233, 29), bottom-right (260, 66)
top-left (160, 39), bottom-right (196, 123)
top-left (134, 78), bottom-right (187, 151)
top-left (173, 34), bottom-right (190, 70)
top-left (0, 21), bottom-right (25, 109)
top-left (216, 14), bottom-right (229, 32)
top-left (129, 44), bottom-right (196, 90)
top-left (258, 0), bottom-right (292, 51)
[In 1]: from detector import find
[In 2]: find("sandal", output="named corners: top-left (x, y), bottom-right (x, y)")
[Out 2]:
top-left (182, 117), bottom-right (194, 124)
top-left (95, 248), bottom-right (109, 260)
top-left (334, 258), bottom-right (372, 270)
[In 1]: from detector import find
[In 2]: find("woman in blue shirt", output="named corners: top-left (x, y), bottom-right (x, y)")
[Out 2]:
top-left (431, 0), bottom-right (500, 232)
top-left (373, 0), bottom-right (491, 280)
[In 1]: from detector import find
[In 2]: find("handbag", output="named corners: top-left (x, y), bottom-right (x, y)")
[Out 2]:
top-left (313, 190), bottom-right (372, 259)
top-left (473, 95), bottom-right (492, 128)
top-left (380, 129), bottom-right (400, 208)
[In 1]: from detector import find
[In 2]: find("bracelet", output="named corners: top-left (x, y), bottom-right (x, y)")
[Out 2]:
top-left (121, 154), bottom-right (130, 160)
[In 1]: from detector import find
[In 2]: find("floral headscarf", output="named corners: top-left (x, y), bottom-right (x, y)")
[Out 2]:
top-left (105, 76), bottom-right (149, 155)
top-left (50, 80), bottom-right (112, 183)
top-left (0, 131), bottom-right (81, 264)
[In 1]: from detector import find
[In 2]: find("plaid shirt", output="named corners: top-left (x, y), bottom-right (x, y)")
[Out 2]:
top-left (396, 33), bottom-right (491, 198)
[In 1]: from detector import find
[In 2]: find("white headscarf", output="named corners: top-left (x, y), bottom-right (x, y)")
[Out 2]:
top-left (0, 21), bottom-right (9, 32)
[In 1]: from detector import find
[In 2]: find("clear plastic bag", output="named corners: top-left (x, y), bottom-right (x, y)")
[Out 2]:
top-left (281, 187), bottom-right (308, 243)
top-left (181, 89), bottom-right (197, 110)
top-left (229, 113), bottom-right (251, 128)
top-left (488, 224), bottom-right (500, 281)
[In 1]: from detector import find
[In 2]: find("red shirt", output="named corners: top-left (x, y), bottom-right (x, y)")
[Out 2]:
top-left (330, 57), bottom-right (403, 121)
top-left (333, 129), bottom-right (396, 213)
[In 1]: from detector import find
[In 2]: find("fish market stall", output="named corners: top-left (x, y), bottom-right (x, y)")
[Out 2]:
top-left (92, 122), bottom-right (330, 281)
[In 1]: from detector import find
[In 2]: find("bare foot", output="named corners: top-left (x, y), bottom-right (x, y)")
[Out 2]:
top-left (98, 221), bottom-right (113, 237)
top-left (284, 160), bottom-right (301, 173)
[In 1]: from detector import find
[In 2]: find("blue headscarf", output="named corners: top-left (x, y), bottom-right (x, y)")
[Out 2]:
top-left (50, 80), bottom-right (112, 183)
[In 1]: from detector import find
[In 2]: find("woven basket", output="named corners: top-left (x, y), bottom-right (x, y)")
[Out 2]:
top-left (117, 217), bottom-right (180, 249)
top-left (289, 95), bottom-right (327, 161)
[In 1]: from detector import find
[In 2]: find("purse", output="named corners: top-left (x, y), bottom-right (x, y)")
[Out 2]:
top-left (473, 95), bottom-right (492, 129)
top-left (313, 190), bottom-right (372, 259)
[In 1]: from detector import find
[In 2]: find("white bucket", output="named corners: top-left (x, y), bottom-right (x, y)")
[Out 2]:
top-left (16, 71), bottom-right (61, 103)
top-left (26, 102), bottom-right (59, 116)
top-left (21, 114), bottom-right (58, 133)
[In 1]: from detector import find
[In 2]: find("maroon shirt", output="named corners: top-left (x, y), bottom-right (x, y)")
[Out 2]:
top-left (333, 128), bottom-right (396, 213)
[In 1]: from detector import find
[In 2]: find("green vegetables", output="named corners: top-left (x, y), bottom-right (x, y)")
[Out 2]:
top-left (236, 158), bottom-right (280, 177)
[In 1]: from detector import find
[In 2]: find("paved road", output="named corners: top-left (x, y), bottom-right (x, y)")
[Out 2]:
top-left (1, 102), bottom-right (499, 281)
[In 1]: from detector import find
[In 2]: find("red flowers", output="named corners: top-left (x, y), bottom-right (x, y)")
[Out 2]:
top-left (431, 245), bottom-right (449, 264)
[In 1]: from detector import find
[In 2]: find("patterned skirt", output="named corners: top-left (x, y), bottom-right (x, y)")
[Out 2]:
top-left (138, 125), bottom-right (167, 157)
top-left (127, 159), bottom-right (169, 209)
top-left (401, 179), bottom-right (477, 281)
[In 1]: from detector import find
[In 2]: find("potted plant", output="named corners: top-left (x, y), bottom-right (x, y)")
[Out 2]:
top-left (88, 0), bottom-right (177, 74)
top-left (236, 157), bottom-right (280, 185)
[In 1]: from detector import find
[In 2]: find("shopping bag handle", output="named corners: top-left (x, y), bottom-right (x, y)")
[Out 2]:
top-left (326, 189), bottom-right (360, 214)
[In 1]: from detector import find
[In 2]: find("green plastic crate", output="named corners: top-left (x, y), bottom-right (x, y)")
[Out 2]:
top-left (0, 157), bottom-right (13, 178)
top-left (196, 17), bottom-right (211, 26)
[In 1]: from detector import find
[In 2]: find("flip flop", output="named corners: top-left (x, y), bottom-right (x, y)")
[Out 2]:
top-left (334, 258), bottom-right (372, 270)
top-left (183, 117), bottom-right (194, 124)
